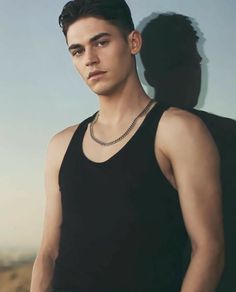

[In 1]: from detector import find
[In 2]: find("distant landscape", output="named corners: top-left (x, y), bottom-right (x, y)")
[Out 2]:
top-left (0, 249), bottom-right (35, 292)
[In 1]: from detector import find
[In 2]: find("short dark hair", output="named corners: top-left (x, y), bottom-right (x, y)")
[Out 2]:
top-left (59, 0), bottom-right (135, 40)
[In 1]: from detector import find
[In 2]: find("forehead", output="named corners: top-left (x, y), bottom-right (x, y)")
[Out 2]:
top-left (67, 17), bottom-right (121, 46)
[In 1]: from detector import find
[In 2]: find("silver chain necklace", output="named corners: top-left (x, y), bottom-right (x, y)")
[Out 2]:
top-left (89, 99), bottom-right (155, 146)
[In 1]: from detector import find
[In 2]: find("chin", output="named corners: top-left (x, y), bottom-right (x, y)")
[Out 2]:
top-left (90, 83), bottom-right (120, 96)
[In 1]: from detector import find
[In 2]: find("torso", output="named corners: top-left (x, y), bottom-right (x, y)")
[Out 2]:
top-left (58, 103), bottom-right (177, 190)
top-left (52, 102), bottom-right (189, 290)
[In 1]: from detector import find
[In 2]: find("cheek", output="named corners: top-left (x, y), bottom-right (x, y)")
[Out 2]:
top-left (73, 61), bottom-right (86, 78)
top-left (73, 59), bottom-right (81, 71)
top-left (104, 45), bottom-right (131, 71)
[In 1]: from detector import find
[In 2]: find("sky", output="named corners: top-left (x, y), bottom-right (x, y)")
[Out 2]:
top-left (0, 0), bottom-right (235, 251)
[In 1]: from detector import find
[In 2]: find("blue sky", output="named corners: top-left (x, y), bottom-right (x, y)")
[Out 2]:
top-left (0, 0), bottom-right (235, 250)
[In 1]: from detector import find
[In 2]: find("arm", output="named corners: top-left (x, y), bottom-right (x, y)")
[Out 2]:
top-left (159, 109), bottom-right (224, 292)
top-left (30, 133), bottom-right (62, 292)
top-left (30, 125), bottom-right (78, 292)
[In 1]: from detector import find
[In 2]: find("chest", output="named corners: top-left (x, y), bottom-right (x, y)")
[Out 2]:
top-left (82, 121), bottom-right (175, 189)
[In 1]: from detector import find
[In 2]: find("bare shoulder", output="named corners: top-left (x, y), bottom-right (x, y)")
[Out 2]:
top-left (51, 123), bottom-right (80, 147)
top-left (158, 106), bottom-right (218, 158)
top-left (159, 106), bottom-right (212, 142)
top-left (161, 106), bottom-right (206, 132)
top-left (47, 123), bottom-right (80, 169)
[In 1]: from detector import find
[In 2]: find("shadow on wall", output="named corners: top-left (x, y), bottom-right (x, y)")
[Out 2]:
top-left (138, 12), bottom-right (236, 292)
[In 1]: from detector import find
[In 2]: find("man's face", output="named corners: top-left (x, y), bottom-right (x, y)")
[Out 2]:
top-left (66, 17), bottom-right (135, 96)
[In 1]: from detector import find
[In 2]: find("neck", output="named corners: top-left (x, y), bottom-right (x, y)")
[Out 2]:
top-left (96, 78), bottom-right (152, 126)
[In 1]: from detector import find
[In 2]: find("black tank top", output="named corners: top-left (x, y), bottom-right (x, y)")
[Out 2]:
top-left (52, 101), bottom-right (187, 292)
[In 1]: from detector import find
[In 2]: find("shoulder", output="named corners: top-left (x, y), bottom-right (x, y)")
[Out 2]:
top-left (159, 106), bottom-right (211, 140)
top-left (158, 106), bottom-right (218, 159)
top-left (50, 123), bottom-right (80, 149)
top-left (162, 106), bottom-right (206, 131)
top-left (46, 123), bottom-right (80, 169)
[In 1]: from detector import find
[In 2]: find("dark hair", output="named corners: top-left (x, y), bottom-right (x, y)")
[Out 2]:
top-left (59, 0), bottom-right (135, 40)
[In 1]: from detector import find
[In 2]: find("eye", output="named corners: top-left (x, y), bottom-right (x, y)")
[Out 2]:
top-left (96, 40), bottom-right (109, 47)
top-left (72, 48), bottom-right (84, 57)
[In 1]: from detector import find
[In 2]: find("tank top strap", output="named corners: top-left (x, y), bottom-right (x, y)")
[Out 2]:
top-left (140, 101), bottom-right (171, 139)
top-left (73, 111), bottom-right (98, 141)
top-left (58, 112), bottom-right (98, 187)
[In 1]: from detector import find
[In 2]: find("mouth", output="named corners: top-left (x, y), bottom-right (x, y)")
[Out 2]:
top-left (88, 70), bottom-right (107, 80)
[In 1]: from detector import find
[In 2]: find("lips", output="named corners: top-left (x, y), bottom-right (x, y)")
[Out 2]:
top-left (88, 70), bottom-right (107, 80)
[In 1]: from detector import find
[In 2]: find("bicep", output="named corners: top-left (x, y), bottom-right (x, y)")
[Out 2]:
top-left (162, 110), bottom-right (224, 250)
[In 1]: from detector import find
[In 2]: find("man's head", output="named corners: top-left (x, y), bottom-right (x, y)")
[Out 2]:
top-left (58, 0), bottom-right (142, 96)
top-left (59, 0), bottom-right (135, 42)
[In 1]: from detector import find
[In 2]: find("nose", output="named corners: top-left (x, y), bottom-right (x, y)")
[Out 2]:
top-left (85, 48), bottom-right (99, 67)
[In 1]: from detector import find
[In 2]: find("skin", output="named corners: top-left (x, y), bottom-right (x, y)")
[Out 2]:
top-left (30, 17), bottom-right (224, 292)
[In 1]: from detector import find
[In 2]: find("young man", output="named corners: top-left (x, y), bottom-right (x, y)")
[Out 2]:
top-left (30, 0), bottom-right (224, 291)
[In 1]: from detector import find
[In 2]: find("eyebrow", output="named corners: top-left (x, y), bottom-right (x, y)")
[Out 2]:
top-left (68, 32), bottom-right (111, 52)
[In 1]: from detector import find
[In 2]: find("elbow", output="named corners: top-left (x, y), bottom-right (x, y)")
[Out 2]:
top-left (36, 246), bottom-right (59, 264)
top-left (191, 239), bottom-right (225, 270)
top-left (210, 243), bottom-right (225, 273)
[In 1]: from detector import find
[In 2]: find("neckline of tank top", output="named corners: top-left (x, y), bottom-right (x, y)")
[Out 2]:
top-left (80, 100), bottom-right (162, 166)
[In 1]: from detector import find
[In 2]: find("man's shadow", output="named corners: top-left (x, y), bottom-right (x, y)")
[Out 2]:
top-left (137, 13), bottom-right (236, 291)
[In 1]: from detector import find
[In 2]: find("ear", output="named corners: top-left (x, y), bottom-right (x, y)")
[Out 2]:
top-left (128, 30), bottom-right (142, 55)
